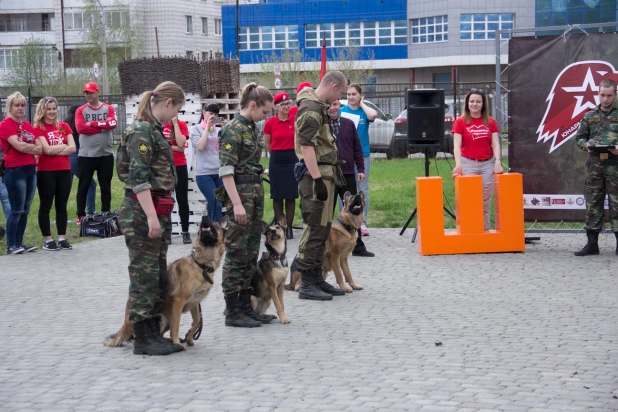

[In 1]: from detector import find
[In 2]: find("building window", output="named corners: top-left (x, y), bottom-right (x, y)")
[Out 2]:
top-left (186, 16), bottom-right (193, 34)
top-left (238, 25), bottom-right (298, 50)
top-left (202, 51), bottom-right (208, 60)
top-left (535, 0), bottom-right (617, 28)
top-left (0, 14), bottom-right (54, 32)
top-left (0, 49), bottom-right (17, 69)
top-left (64, 12), bottom-right (92, 30)
top-left (411, 15), bottom-right (448, 44)
top-left (186, 51), bottom-right (193, 58)
top-left (0, 48), bottom-right (57, 69)
top-left (201, 17), bottom-right (208, 35)
top-left (460, 13), bottom-right (514, 40)
top-left (305, 20), bottom-right (406, 48)
top-left (104, 10), bottom-right (129, 28)
top-left (215, 19), bottom-right (222, 36)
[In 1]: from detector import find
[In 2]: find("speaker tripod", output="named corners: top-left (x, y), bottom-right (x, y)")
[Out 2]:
top-left (400, 147), bottom-right (456, 243)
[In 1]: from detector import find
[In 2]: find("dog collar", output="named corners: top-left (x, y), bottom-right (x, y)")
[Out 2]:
top-left (337, 216), bottom-right (358, 234)
top-left (265, 243), bottom-right (287, 267)
top-left (191, 249), bottom-right (214, 284)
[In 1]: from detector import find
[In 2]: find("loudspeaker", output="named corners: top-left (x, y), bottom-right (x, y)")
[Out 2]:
top-left (407, 89), bottom-right (444, 148)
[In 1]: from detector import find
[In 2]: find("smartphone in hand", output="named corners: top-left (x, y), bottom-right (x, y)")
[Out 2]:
top-left (212, 117), bottom-right (224, 125)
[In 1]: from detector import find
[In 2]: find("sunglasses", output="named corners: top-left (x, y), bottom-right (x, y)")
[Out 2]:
top-left (43, 96), bottom-right (57, 102)
top-left (277, 101), bottom-right (291, 108)
top-left (469, 88), bottom-right (486, 96)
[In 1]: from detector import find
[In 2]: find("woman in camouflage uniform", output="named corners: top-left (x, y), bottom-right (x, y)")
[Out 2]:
top-left (116, 81), bottom-right (186, 356)
top-left (219, 83), bottom-right (273, 327)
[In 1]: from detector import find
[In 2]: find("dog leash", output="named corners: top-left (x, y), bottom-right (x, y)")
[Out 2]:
top-left (193, 304), bottom-right (203, 341)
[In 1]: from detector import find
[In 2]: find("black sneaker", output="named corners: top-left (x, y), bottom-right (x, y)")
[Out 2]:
top-left (8, 246), bottom-right (25, 255)
top-left (21, 244), bottom-right (37, 252)
top-left (58, 239), bottom-right (73, 250)
top-left (182, 232), bottom-right (192, 244)
top-left (43, 240), bottom-right (60, 251)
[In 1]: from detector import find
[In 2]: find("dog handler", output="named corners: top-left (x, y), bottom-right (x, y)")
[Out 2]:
top-left (294, 71), bottom-right (348, 301)
top-left (218, 83), bottom-right (273, 328)
top-left (116, 81), bottom-right (186, 356)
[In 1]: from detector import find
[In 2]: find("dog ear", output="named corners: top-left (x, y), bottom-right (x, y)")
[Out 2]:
top-left (359, 190), bottom-right (366, 202)
top-left (276, 214), bottom-right (287, 228)
top-left (218, 215), bottom-right (230, 231)
top-left (344, 191), bottom-right (352, 203)
top-left (261, 220), bottom-right (270, 235)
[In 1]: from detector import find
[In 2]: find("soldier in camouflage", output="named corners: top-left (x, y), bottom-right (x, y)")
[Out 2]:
top-left (219, 83), bottom-right (273, 328)
top-left (115, 81), bottom-right (186, 355)
top-left (294, 71), bottom-right (348, 301)
top-left (574, 78), bottom-right (618, 256)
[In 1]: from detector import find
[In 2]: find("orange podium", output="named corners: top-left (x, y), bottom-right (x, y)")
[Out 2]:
top-left (416, 173), bottom-right (524, 255)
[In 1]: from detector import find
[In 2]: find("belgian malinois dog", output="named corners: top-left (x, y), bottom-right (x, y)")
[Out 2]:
top-left (286, 191), bottom-right (365, 293)
top-left (251, 216), bottom-right (291, 324)
top-left (104, 215), bottom-right (228, 348)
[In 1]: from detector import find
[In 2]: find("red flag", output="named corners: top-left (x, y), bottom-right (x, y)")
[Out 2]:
top-left (320, 32), bottom-right (327, 81)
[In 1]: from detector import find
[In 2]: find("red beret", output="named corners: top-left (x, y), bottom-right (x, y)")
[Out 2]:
top-left (273, 92), bottom-right (289, 105)
top-left (296, 82), bottom-right (312, 94)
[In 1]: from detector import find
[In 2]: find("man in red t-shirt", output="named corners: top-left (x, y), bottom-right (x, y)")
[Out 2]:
top-left (162, 117), bottom-right (192, 243)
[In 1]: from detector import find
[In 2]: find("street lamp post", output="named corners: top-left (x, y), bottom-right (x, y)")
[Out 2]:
top-left (96, 0), bottom-right (109, 95)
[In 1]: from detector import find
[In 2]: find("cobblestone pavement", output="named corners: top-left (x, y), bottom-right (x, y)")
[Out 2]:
top-left (1, 229), bottom-right (617, 412)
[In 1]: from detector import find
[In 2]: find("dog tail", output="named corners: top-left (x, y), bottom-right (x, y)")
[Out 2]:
top-left (284, 257), bottom-right (301, 292)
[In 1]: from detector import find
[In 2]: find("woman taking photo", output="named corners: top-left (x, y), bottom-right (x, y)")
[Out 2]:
top-left (0, 92), bottom-right (42, 255)
top-left (451, 90), bottom-right (503, 230)
top-left (33, 97), bottom-right (76, 251)
top-left (263, 92), bottom-right (297, 239)
top-left (191, 103), bottom-right (224, 223)
top-left (163, 116), bottom-right (191, 244)
top-left (219, 83), bottom-right (273, 328)
top-left (340, 84), bottom-right (377, 236)
top-left (116, 81), bottom-right (186, 356)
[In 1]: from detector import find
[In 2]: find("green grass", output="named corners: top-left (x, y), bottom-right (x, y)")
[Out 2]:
top-left (0, 157), bottom-right (584, 256)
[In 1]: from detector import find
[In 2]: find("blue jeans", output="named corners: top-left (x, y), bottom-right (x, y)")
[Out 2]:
top-left (4, 165), bottom-right (37, 249)
top-left (0, 179), bottom-right (11, 221)
top-left (70, 153), bottom-right (96, 215)
top-left (355, 156), bottom-right (371, 225)
top-left (196, 174), bottom-right (223, 222)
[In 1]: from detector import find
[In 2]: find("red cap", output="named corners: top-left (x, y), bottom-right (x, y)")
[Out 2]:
top-left (273, 92), bottom-right (289, 105)
top-left (83, 82), bottom-right (99, 93)
top-left (296, 82), bottom-right (312, 94)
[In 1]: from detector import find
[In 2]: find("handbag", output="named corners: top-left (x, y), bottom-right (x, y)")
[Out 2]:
top-left (80, 211), bottom-right (122, 238)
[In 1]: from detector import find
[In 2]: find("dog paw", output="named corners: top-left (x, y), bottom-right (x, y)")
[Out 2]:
top-left (345, 288), bottom-right (353, 293)
top-left (185, 338), bottom-right (194, 347)
top-left (280, 317), bottom-right (291, 324)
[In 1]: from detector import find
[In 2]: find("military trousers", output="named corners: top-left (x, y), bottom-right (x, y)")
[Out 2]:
top-left (119, 196), bottom-right (171, 324)
top-left (295, 175), bottom-right (336, 271)
top-left (222, 182), bottom-right (264, 294)
top-left (584, 156), bottom-right (618, 232)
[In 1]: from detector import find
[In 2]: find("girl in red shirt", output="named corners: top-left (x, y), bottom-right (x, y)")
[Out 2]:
top-left (0, 92), bottom-right (42, 254)
top-left (451, 90), bottom-right (503, 230)
top-left (33, 97), bottom-right (76, 251)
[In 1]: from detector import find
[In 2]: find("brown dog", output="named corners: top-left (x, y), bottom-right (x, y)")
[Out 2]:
top-left (104, 215), bottom-right (228, 348)
top-left (286, 191), bottom-right (365, 293)
top-left (251, 216), bottom-right (291, 324)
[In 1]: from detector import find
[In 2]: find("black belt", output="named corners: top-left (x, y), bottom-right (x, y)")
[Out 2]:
top-left (125, 189), bottom-right (171, 198)
top-left (234, 175), bottom-right (262, 184)
top-left (589, 152), bottom-right (618, 160)
top-left (463, 156), bottom-right (493, 162)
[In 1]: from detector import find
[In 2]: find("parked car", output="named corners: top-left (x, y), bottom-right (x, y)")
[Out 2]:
top-left (339, 99), bottom-right (395, 156)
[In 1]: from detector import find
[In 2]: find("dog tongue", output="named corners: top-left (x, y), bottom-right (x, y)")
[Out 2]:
top-left (202, 227), bottom-right (211, 232)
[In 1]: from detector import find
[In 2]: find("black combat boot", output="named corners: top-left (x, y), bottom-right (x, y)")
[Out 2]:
top-left (352, 243), bottom-right (375, 257)
top-left (132, 319), bottom-right (184, 356)
top-left (312, 268), bottom-right (346, 296)
top-left (224, 292), bottom-right (261, 328)
top-left (574, 230), bottom-right (600, 256)
top-left (239, 288), bottom-right (273, 324)
top-left (299, 268), bottom-right (334, 300)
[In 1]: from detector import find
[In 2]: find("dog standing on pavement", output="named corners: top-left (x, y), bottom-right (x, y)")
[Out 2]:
top-left (251, 216), bottom-right (291, 324)
top-left (104, 215), bottom-right (228, 348)
top-left (286, 191), bottom-right (365, 293)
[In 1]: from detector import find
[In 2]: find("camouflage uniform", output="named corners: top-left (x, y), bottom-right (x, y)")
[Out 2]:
top-left (116, 120), bottom-right (176, 324)
top-left (294, 88), bottom-right (339, 271)
top-left (219, 114), bottom-right (264, 294)
top-left (575, 102), bottom-right (618, 232)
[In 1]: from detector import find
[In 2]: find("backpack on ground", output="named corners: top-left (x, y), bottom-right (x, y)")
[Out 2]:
top-left (79, 211), bottom-right (122, 238)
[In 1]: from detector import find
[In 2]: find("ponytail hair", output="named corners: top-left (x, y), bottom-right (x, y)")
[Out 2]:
top-left (135, 81), bottom-right (185, 124)
top-left (240, 83), bottom-right (273, 109)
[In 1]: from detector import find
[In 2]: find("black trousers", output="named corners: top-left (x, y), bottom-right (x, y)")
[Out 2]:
top-left (77, 155), bottom-right (114, 217)
top-left (175, 164), bottom-right (190, 232)
top-left (37, 170), bottom-right (72, 237)
top-left (333, 173), bottom-right (364, 248)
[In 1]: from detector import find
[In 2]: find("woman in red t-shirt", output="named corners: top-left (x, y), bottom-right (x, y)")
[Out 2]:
top-left (263, 92), bottom-right (298, 239)
top-left (451, 90), bottom-right (503, 230)
top-left (0, 92), bottom-right (42, 254)
top-left (33, 97), bottom-right (77, 251)
top-left (162, 117), bottom-right (191, 244)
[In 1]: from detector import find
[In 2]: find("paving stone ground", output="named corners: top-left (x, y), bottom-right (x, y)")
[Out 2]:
top-left (1, 229), bottom-right (617, 412)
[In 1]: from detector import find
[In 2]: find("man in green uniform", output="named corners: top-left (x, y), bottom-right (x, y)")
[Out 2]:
top-left (294, 71), bottom-right (348, 300)
top-left (574, 78), bottom-right (618, 256)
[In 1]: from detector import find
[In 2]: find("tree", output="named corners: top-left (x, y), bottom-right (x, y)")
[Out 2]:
top-left (330, 46), bottom-right (375, 85)
top-left (1, 37), bottom-right (62, 95)
top-left (255, 49), bottom-right (321, 90)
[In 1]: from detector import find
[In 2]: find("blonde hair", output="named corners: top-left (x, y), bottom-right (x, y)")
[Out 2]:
top-left (135, 81), bottom-right (186, 124)
top-left (463, 91), bottom-right (490, 127)
top-left (5, 91), bottom-right (27, 117)
top-left (240, 83), bottom-right (273, 109)
top-left (34, 97), bottom-right (59, 130)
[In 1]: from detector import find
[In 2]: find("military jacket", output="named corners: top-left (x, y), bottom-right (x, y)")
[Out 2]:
top-left (116, 120), bottom-right (176, 193)
top-left (294, 88), bottom-right (339, 180)
top-left (219, 113), bottom-right (264, 177)
top-left (575, 102), bottom-right (618, 150)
